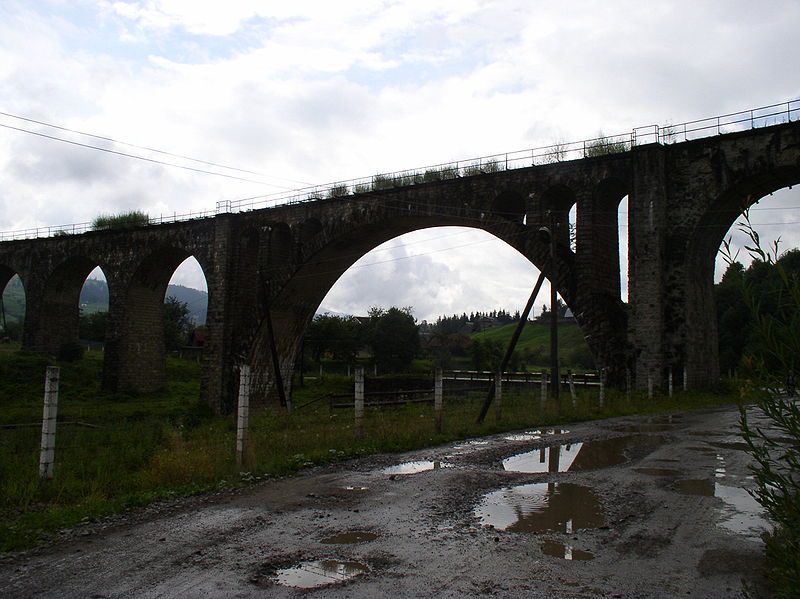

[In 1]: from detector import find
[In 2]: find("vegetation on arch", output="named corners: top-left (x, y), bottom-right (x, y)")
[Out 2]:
top-left (91, 211), bottom-right (150, 230)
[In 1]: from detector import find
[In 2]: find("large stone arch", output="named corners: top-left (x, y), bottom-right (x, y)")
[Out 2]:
top-left (681, 166), bottom-right (800, 385)
top-left (241, 206), bottom-right (576, 406)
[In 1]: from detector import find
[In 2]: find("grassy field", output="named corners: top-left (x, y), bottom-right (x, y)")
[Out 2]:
top-left (0, 343), bottom-right (741, 552)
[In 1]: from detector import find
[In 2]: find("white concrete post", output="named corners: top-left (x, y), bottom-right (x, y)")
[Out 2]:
top-left (540, 371), bottom-right (547, 407)
top-left (683, 366), bottom-right (688, 391)
top-left (355, 366), bottom-right (365, 440)
top-left (568, 370), bottom-right (577, 408)
top-left (236, 365), bottom-right (251, 466)
top-left (625, 369), bottom-right (631, 402)
top-left (39, 366), bottom-right (60, 480)
top-left (494, 372), bottom-right (502, 422)
top-left (598, 374), bottom-right (605, 409)
top-left (434, 368), bottom-right (443, 433)
top-left (668, 370), bottom-right (673, 397)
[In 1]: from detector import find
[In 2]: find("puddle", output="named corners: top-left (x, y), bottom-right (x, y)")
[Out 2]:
top-left (716, 484), bottom-right (770, 538)
top-left (540, 539), bottom-right (594, 561)
top-left (634, 467), bottom-right (682, 476)
top-left (271, 559), bottom-right (369, 588)
top-left (504, 428), bottom-right (569, 441)
top-left (673, 478), bottom-right (716, 496)
top-left (382, 461), bottom-right (454, 475)
top-left (475, 482), bottom-right (605, 533)
top-left (320, 531), bottom-right (379, 545)
top-left (672, 479), bottom-right (769, 539)
top-left (503, 435), bottom-right (664, 474)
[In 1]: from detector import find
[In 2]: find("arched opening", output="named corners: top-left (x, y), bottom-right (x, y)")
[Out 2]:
top-left (493, 191), bottom-right (526, 223)
top-left (618, 195), bottom-right (629, 302)
top-left (320, 227), bottom-right (539, 322)
top-left (583, 178), bottom-right (627, 301)
top-left (78, 266), bottom-right (109, 352)
top-left (685, 175), bottom-right (800, 386)
top-left (165, 256), bottom-right (209, 357)
top-left (1, 270), bottom-right (24, 341)
top-left (239, 223), bottom-right (596, 408)
top-left (299, 217), bottom-right (323, 245)
top-left (104, 247), bottom-right (209, 393)
top-left (711, 186), bottom-right (800, 378)
top-left (539, 185), bottom-right (575, 248)
top-left (34, 256), bottom-right (100, 356)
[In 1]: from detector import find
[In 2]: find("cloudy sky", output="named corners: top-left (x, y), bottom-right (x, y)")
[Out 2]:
top-left (1, 0), bottom-right (799, 322)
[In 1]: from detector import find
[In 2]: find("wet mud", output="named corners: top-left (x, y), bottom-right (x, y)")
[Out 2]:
top-left (0, 404), bottom-right (771, 599)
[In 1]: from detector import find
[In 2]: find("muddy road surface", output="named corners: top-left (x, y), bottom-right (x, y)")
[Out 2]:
top-left (1, 404), bottom-right (772, 598)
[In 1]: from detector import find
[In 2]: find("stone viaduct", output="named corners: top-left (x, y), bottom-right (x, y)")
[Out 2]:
top-left (1, 121), bottom-right (798, 414)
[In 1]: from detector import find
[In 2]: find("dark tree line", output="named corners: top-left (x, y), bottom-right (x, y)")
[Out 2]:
top-left (715, 248), bottom-right (800, 375)
top-left (431, 309), bottom-right (522, 335)
top-left (305, 307), bottom-right (420, 372)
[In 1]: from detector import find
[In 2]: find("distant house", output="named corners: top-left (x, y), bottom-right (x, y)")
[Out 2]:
top-left (190, 326), bottom-right (206, 347)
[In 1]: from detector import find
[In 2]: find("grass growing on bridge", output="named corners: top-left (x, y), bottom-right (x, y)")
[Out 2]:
top-left (0, 346), bottom-right (740, 553)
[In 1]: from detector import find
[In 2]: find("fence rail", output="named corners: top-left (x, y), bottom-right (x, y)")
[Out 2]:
top-left (2, 99), bottom-right (797, 242)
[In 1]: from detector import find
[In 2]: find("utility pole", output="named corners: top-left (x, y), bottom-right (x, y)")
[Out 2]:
top-left (542, 214), bottom-right (560, 400)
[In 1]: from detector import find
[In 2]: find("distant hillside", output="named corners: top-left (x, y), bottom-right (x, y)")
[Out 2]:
top-left (470, 321), bottom-right (595, 369)
top-left (1, 277), bottom-right (208, 326)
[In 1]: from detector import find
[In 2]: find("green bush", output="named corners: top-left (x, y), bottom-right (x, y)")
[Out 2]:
top-left (585, 133), bottom-right (629, 157)
top-left (92, 211), bottom-right (150, 230)
top-left (327, 184), bottom-right (349, 198)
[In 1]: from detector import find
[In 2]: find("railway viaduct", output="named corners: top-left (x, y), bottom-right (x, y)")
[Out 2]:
top-left (1, 120), bottom-right (799, 414)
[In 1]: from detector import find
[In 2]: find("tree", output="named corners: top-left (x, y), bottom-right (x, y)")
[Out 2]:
top-left (306, 314), bottom-right (363, 363)
top-left (164, 296), bottom-right (193, 351)
top-left (470, 337), bottom-right (504, 371)
top-left (714, 249), bottom-right (800, 374)
top-left (79, 310), bottom-right (108, 342)
top-left (367, 307), bottom-right (419, 372)
top-left (720, 211), bottom-right (800, 597)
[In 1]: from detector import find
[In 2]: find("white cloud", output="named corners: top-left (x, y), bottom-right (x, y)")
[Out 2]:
top-left (1, 0), bottom-right (799, 318)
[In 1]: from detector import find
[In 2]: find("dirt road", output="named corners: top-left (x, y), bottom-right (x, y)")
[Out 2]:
top-left (0, 404), bottom-right (772, 598)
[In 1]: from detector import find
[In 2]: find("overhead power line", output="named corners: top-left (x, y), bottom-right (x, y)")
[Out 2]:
top-left (0, 111), bottom-right (313, 188)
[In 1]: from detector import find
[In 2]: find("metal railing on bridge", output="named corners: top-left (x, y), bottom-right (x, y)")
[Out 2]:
top-left (2, 99), bottom-right (797, 242)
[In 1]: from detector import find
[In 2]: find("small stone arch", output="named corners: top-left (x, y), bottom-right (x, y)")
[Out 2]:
top-left (0, 265), bottom-right (24, 340)
top-left (30, 255), bottom-right (100, 354)
top-left (104, 245), bottom-right (201, 393)
top-left (539, 184), bottom-right (576, 248)
top-left (299, 217), bottom-right (323, 244)
top-left (492, 190), bottom-right (526, 223)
